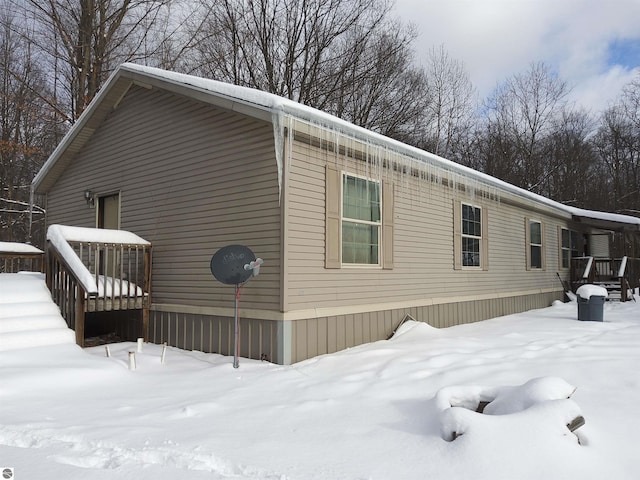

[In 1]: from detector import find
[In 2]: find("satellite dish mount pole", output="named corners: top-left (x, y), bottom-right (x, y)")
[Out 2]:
top-left (233, 283), bottom-right (241, 369)
top-left (210, 244), bottom-right (263, 369)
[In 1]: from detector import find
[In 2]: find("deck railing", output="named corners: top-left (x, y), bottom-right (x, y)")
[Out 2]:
top-left (47, 245), bottom-right (90, 345)
top-left (570, 256), bottom-right (640, 301)
top-left (0, 245), bottom-right (44, 273)
top-left (46, 227), bottom-right (151, 346)
top-left (570, 256), bottom-right (593, 283)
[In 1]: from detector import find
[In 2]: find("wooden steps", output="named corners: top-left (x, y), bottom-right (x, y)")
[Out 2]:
top-left (593, 281), bottom-right (625, 301)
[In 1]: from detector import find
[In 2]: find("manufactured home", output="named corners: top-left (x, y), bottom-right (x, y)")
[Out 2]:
top-left (31, 64), bottom-right (640, 364)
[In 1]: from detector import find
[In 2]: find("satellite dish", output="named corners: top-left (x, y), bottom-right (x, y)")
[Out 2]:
top-left (210, 244), bottom-right (256, 285)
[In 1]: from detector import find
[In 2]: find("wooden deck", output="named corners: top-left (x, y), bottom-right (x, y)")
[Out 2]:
top-left (570, 256), bottom-right (639, 301)
top-left (46, 238), bottom-right (152, 346)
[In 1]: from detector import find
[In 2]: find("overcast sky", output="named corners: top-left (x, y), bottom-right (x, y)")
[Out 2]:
top-left (391, 0), bottom-right (640, 114)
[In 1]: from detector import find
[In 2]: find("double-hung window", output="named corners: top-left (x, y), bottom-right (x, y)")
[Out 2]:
top-left (325, 165), bottom-right (392, 269)
top-left (342, 174), bottom-right (381, 265)
top-left (453, 200), bottom-right (488, 271)
top-left (462, 203), bottom-right (482, 267)
top-left (561, 228), bottom-right (571, 269)
top-left (528, 219), bottom-right (543, 269)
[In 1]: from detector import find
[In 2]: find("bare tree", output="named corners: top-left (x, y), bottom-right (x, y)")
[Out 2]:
top-left (420, 45), bottom-right (477, 158)
top-left (0, 6), bottom-right (55, 243)
top-left (318, 20), bottom-right (429, 142)
top-left (20, 0), bottom-right (173, 122)
top-left (544, 108), bottom-right (598, 207)
top-left (621, 75), bottom-right (640, 132)
top-left (138, 0), bottom-right (198, 71)
top-left (188, 0), bottom-right (427, 139)
top-left (592, 78), bottom-right (640, 214)
top-left (479, 62), bottom-right (569, 192)
top-left (192, 0), bottom-right (389, 100)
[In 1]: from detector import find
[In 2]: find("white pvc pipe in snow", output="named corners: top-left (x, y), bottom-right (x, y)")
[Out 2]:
top-left (161, 343), bottom-right (167, 365)
top-left (128, 351), bottom-right (136, 370)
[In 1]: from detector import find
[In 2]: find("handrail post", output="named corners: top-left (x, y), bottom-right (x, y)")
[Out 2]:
top-left (618, 256), bottom-right (628, 302)
top-left (142, 247), bottom-right (152, 342)
top-left (582, 256), bottom-right (594, 282)
top-left (76, 285), bottom-right (86, 347)
top-left (45, 244), bottom-right (52, 292)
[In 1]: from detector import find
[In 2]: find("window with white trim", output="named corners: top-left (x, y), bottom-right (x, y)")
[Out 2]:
top-left (462, 203), bottom-right (482, 267)
top-left (341, 174), bottom-right (381, 265)
top-left (529, 220), bottom-right (543, 269)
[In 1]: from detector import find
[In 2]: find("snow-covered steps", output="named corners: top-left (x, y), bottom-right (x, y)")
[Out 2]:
top-left (0, 273), bottom-right (75, 351)
top-left (593, 281), bottom-right (625, 301)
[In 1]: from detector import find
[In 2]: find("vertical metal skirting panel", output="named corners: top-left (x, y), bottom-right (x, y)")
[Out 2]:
top-left (345, 315), bottom-right (355, 349)
top-left (317, 317), bottom-right (328, 356)
top-left (149, 291), bottom-right (564, 364)
top-left (201, 316), bottom-right (211, 352)
top-left (148, 310), bottom-right (279, 362)
top-left (305, 319), bottom-right (317, 359)
top-left (353, 313), bottom-right (363, 346)
top-left (327, 316), bottom-right (338, 354)
top-left (290, 290), bottom-right (565, 363)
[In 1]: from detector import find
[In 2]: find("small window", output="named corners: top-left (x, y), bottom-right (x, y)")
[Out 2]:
top-left (529, 220), bottom-right (543, 269)
top-left (342, 174), bottom-right (381, 265)
top-left (462, 203), bottom-right (482, 267)
top-left (561, 228), bottom-right (571, 269)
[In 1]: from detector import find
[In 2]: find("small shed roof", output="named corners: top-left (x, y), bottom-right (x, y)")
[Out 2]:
top-left (32, 63), bottom-right (640, 230)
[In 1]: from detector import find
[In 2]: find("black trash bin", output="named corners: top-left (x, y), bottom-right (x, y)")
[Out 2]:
top-left (576, 287), bottom-right (606, 322)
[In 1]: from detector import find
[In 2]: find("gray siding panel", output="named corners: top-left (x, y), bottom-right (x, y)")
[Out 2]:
top-left (46, 86), bottom-right (282, 312)
top-left (149, 310), bottom-right (278, 362)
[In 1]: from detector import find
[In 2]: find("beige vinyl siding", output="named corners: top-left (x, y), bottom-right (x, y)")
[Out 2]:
top-left (285, 134), bottom-right (566, 313)
top-left (46, 86), bottom-right (281, 311)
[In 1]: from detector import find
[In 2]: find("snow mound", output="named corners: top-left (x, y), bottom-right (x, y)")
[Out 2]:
top-left (0, 241), bottom-right (43, 254)
top-left (433, 377), bottom-right (583, 443)
top-left (389, 319), bottom-right (438, 339)
top-left (483, 377), bottom-right (576, 415)
top-left (576, 284), bottom-right (608, 300)
top-left (0, 274), bottom-right (75, 351)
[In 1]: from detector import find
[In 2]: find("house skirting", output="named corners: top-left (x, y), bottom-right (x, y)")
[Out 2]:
top-left (149, 288), bottom-right (564, 364)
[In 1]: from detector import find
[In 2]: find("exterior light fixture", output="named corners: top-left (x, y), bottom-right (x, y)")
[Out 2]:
top-left (84, 189), bottom-right (95, 207)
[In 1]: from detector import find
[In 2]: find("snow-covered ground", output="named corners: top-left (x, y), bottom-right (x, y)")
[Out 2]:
top-left (1, 273), bottom-right (640, 479)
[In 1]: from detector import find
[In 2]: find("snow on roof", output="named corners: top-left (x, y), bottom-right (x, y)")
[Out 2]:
top-left (568, 207), bottom-right (640, 226)
top-left (33, 62), bottom-right (640, 229)
top-left (117, 64), bottom-right (640, 228)
top-left (0, 242), bottom-right (44, 254)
